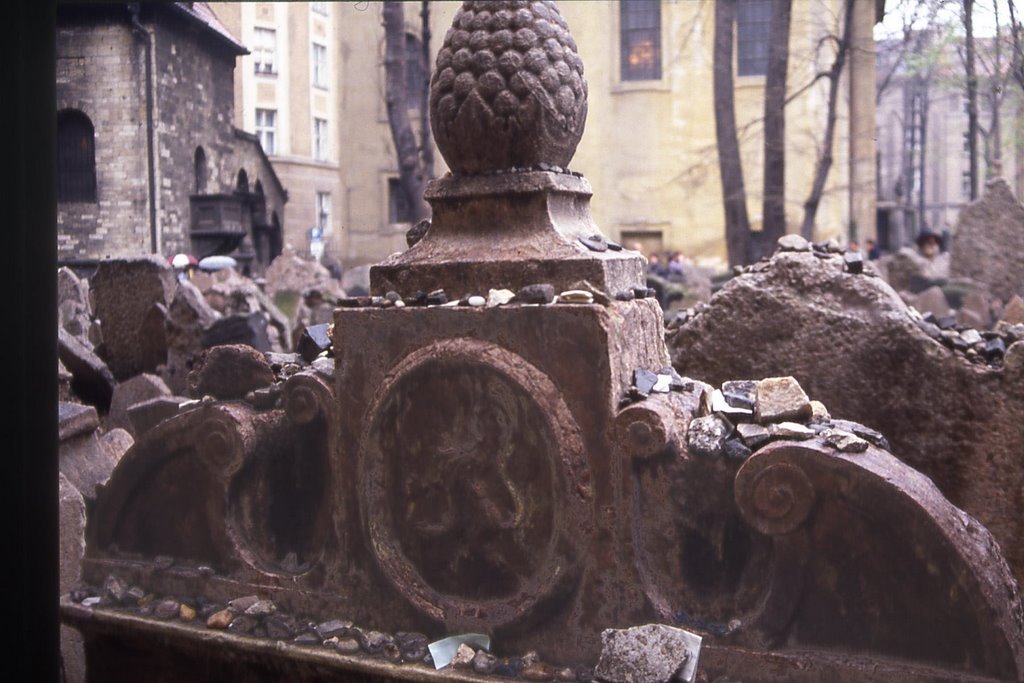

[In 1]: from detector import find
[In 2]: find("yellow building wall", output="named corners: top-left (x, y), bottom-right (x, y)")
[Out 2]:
top-left (562, 0), bottom-right (852, 266)
top-left (219, 1), bottom-right (865, 269)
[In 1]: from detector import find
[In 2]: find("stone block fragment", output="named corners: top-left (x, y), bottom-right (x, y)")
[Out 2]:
top-left (188, 344), bottom-right (275, 400)
top-left (91, 256), bottom-right (175, 380)
top-left (106, 373), bottom-right (171, 436)
top-left (595, 624), bottom-right (701, 683)
top-left (754, 376), bottom-right (811, 423)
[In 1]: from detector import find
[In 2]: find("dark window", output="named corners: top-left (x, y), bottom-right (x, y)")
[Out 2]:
top-left (388, 178), bottom-right (413, 224)
top-left (236, 169), bottom-right (249, 193)
top-left (737, 0), bottom-right (772, 76)
top-left (194, 146), bottom-right (207, 194)
top-left (620, 0), bottom-right (661, 81)
top-left (57, 109), bottom-right (96, 202)
top-left (406, 33), bottom-right (426, 108)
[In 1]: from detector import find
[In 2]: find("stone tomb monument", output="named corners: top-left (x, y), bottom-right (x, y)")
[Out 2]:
top-left (65, 3), bottom-right (1024, 682)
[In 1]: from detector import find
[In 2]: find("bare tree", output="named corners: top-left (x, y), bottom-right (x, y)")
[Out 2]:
top-left (713, 0), bottom-right (752, 267)
top-left (761, 0), bottom-right (792, 253)
top-left (419, 0), bottom-right (434, 180)
top-left (800, 0), bottom-right (856, 238)
top-left (382, 1), bottom-right (429, 222)
top-left (964, 0), bottom-right (980, 199)
top-left (1010, 0), bottom-right (1024, 91)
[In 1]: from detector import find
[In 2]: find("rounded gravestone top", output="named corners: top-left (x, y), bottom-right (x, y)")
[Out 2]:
top-left (429, 0), bottom-right (588, 175)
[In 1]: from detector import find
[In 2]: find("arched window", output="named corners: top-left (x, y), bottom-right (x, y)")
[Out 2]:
top-left (236, 169), bottom-right (249, 193)
top-left (194, 146), bottom-right (208, 193)
top-left (57, 109), bottom-right (97, 202)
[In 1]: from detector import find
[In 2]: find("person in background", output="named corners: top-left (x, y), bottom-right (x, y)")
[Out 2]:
top-left (667, 251), bottom-right (687, 282)
top-left (647, 253), bottom-right (668, 277)
top-left (848, 240), bottom-right (860, 253)
top-left (865, 239), bottom-right (881, 260)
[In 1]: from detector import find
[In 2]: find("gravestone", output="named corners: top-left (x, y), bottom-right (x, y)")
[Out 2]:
top-left (90, 256), bottom-right (176, 381)
top-left (66, 4), bottom-right (1024, 682)
top-left (952, 177), bottom-right (1024, 302)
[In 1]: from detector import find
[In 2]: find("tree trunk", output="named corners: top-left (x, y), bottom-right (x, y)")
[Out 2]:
top-left (917, 77), bottom-right (929, 227)
top-left (800, 0), bottom-right (854, 239)
top-left (383, 1), bottom-right (429, 222)
top-left (761, 0), bottom-right (792, 255)
top-left (965, 0), bottom-right (979, 200)
top-left (419, 0), bottom-right (434, 181)
top-left (713, 0), bottom-right (751, 267)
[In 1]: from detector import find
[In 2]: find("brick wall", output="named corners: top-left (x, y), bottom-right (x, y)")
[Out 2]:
top-left (56, 5), bottom-right (286, 266)
top-left (151, 9), bottom-right (239, 256)
top-left (57, 11), bottom-right (150, 261)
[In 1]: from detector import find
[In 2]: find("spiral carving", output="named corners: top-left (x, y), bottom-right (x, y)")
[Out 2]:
top-left (429, 0), bottom-right (588, 174)
top-left (196, 414), bottom-right (238, 469)
top-left (285, 383), bottom-right (321, 425)
top-left (736, 461), bottom-right (815, 536)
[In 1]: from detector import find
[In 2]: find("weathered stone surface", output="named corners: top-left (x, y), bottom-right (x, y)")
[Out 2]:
top-left (777, 234), bottom-right (810, 252)
top-left (912, 285), bottom-right (952, 318)
top-left (296, 323), bottom-right (332, 363)
top-left (595, 624), bottom-right (701, 683)
top-left (188, 344), bottom-right (275, 400)
top-left (754, 376), bottom-right (811, 423)
top-left (1003, 295), bottom-right (1024, 325)
top-left (264, 251), bottom-right (340, 300)
top-left (952, 177), bottom-right (1024, 302)
top-left (127, 396), bottom-right (190, 437)
top-left (59, 402), bottom-right (99, 442)
top-left (206, 608), bottom-right (233, 629)
top-left (200, 311), bottom-right (272, 352)
top-left (669, 247), bottom-right (1024, 585)
top-left (91, 256), bottom-right (176, 381)
top-left (106, 373), bottom-right (171, 436)
top-left (59, 473), bottom-right (86, 683)
top-left (517, 283), bottom-right (556, 304)
top-left (429, 1), bottom-right (587, 174)
top-left (686, 414), bottom-right (731, 457)
top-left (59, 429), bottom-right (123, 505)
top-left (163, 279), bottom-right (221, 395)
top-left (58, 359), bottom-right (73, 402)
top-left (58, 327), bottom-right (116, 411)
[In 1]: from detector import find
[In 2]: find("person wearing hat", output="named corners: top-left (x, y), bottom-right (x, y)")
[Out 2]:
top-left (915, 225), bottom-right (950, 280)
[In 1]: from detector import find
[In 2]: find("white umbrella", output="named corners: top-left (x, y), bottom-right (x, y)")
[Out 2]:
top-left (198, 255), bottom-right (238, 271)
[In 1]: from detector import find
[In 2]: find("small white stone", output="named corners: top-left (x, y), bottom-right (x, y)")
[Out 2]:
top-left (394, 299), bottom-right (406, 308)
top-left (558, 289), bottom-right (594, 304)
top-left (487, 288), bottom-right (515, 307)
top-left (468, 295), bottom-right (486, 307)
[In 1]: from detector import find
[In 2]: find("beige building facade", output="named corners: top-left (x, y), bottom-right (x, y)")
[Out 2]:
top-left (217, 2), bottom-right (345, 266)
top-left (216, 1), bottom-right (878, 269)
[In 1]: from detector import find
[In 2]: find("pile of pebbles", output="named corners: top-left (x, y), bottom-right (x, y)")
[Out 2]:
top-left (908, 307), bottom-right (1023, 367)
top-left (623, 369), bottom-right (889, 462)
top-left (336, 281), bottom-right (656, 311)
top-left (68, 576), bottom-right (596, 682)
top-left (686, 375), bottom-right (889, 461)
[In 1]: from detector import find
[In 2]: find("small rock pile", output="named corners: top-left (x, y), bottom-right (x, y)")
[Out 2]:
top-left (68, 577), bottom-right (596, 683)
top-left (686, 375), bottom-right (889, 461)
top-left (623, 368), bottom-right (889, 463)
top-left (907, 306), bottom-right (1023, 368)
top-left (335, 281), bottom-right (657, 311)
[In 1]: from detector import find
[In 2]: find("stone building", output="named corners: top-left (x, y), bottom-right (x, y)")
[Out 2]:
top-left (56, 2), bottom-right (288, 275)
top-left (215, 2), bottom-right (345, 269)
top-left (219, 1), bottom-right (880, 269)
top-left (875, 32), bottom-right (1024, 251)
